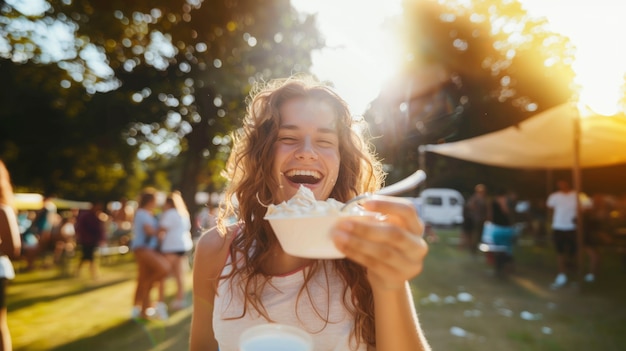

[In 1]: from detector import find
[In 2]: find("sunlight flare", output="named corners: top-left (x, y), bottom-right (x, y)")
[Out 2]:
top-left (292, 0), bottom-right (403, 114)
top-left (523, 0), bottom-right (625, 115)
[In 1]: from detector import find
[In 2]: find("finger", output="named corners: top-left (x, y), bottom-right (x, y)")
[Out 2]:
top-left (333, 219), bottom-right (427, 264)
top-left (335, 218), bottom-right (417, 256)
top-left (332, 228), bottom-right (428, 280)
top-left (361, 196), bottom-right (424, 235)
top-left (333, 231), bottom-right (419, 277)
top-left (338, 214), bottom-right (424, 257)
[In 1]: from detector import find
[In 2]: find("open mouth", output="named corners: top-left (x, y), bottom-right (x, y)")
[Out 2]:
top-left (284, 169), bottom-right (322, 185)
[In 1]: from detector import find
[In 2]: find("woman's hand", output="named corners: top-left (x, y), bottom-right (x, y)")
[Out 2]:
top-left (331, 196), bottom-right (428, 290)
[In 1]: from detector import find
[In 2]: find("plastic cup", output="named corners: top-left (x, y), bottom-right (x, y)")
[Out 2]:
top-left (239, 324), bottom-right (313, 351)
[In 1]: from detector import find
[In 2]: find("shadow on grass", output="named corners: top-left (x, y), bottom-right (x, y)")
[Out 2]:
top-left (10, 270), bottom-right (73, 285)
top-left (9, 278), bottom-right (130, 312)
top-left (48, 313), bottom-right (192, 351)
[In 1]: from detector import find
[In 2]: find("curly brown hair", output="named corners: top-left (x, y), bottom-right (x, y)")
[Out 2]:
top-left (218, 76), bottom-right (384, 347)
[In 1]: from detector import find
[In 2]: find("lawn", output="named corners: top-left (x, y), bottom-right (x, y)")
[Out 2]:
top-left (7, 228), bottom-right (626, 351)
top-left (8, 255), bottom-right (193, 351)
top-left (414, 229), bottom-right (626, 351)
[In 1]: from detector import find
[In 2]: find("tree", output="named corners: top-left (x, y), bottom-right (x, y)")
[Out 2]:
top-left (0, 59), bottom-right (142, 199)
top-left (0, 0), bottom-right (323, 210)
top-left (364, 0), bottom-right (576, 192)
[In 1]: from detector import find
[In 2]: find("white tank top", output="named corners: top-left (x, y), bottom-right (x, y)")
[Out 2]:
top-left (213, 256), bottom-right (367, 351)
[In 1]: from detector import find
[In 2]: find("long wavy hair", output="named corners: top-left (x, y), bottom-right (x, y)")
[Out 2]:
top-left (166, 191), bottom-right (190, 220)
top-left (218, 76), bottom-right (384, 347)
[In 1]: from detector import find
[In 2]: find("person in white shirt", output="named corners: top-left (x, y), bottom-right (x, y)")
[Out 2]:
top-left (546, 179), bottom-right (593, 288)
top-left (158, 191), bottom-right (193, 313)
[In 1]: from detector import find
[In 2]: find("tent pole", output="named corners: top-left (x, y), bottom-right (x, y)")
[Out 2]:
top-left (418, 145), bottom-right (427, 189)
top-left (546, 169), bottom-right (552, 200)
top-left (544, 169), bottom-right (552, 247)
top-left (572, 108), bottom-right (585, 292)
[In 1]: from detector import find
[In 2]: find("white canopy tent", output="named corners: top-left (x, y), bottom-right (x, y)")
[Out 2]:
top-left (420, 102), bottom-right (626, 288)
top-left (420, 103), bottom-right (626, 169)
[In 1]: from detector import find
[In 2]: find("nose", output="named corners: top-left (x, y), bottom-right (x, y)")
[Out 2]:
top-left (295, 137), bottom-right (318, 160)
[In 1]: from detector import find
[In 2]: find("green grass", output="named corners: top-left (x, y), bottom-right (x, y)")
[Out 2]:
top-left (8, 256), bottom-right (192, 351)
top-left (414, 228), bottom-right (626, 351)
top-left (7, 229), bottom-right (626, 350)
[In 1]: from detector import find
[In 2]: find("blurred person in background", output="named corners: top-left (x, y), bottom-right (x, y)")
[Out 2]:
top-left (579, 193), bottom-right (611, 283)
top-left (130, 188), bottom-right (170, 319)
top-left (547, 179), bottom-right (593, 289)
top-left (54, 210), bottom-right (78, 276)
top-left (490, 188), bottom-right (514, 227)
top-left (111, 197), bottom-right (134, 246)
top-left (195, 204), bottom-right (218, 236)
top-left (157, 191), bottom-right (193, 314)
top-left (466, 184), bottom-right (490, 255)
top-left (22, 194), bottom-right (57, 270)
top-left (485, 188), bottom-right (516, 274)
top-left (74, 202), bottom-right (106, 280)
top-left (460, 202), bottom-right (474, 252)
top-left (0, 160), bottom-right (21, 351)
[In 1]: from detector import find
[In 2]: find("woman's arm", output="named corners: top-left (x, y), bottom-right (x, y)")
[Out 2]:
top-left (189, 226), bottom-right (233, 351)
top-left (157, 215), bottom-right (169, 242)
top-left (0, 207), bottom-right (21, 259)
top-left (371, 282), bottom-right (430, 351)
top-left (143, 221), bottom-right (157, 237)
top-left (332, 196), bottom-right (430, 351)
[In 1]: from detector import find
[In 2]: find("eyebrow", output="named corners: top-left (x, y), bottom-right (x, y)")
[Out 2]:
top-left (279, 124), bottom-right (337, 134)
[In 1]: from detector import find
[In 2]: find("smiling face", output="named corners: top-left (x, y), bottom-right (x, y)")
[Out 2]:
top-left (272, 97), bottom-right (340, 203)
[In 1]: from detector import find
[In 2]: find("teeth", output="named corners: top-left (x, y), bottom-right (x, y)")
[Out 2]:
top-left (285, 170), bottom-right (321, 179)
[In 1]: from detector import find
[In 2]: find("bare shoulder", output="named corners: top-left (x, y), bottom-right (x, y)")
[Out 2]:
top-left (193, 224), bottom-right (239, 276)
top-left (195, 224), bottom-right (237, 254)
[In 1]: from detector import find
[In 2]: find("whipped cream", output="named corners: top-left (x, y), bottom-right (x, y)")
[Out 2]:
top-left (264, 185), bottom-right (344, 218)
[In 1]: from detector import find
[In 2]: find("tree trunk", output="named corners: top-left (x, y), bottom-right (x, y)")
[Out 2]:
top-left (177, 86), bottom-right (217, 229)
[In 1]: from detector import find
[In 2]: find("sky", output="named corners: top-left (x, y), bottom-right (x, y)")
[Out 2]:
top-left (291, 0), bottom-right (403, 115)
top-left (293, 0), bottom-right (626, 116)
top-left (522, 0), bottom-right (626, 115)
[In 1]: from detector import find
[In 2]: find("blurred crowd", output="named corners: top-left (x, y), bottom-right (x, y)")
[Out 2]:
top-left (14, 193), bottom-right (219, 275)
top-left (460, 185), bottom-right (626, 248)
top-left (457, 181), bottom-right (626, 283)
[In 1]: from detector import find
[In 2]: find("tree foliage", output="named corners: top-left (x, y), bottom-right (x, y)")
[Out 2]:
top-left (0, 0), bottom-right (323, 209)
top-left (365, 0), bottom-right (576, 191)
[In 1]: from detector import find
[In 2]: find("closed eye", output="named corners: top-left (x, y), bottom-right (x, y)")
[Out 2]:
top-left (317, 139), bottom-right (337, 146)
top-left (278, 136), bottom-right (298, 143)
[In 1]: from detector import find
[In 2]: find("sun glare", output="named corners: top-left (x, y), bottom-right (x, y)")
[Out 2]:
top-left (295, 0), bottom-right (625, 117)
top-left (522, 0), bottom-right (626, 115)
top-left (292, 0), bottom-right (403, 115)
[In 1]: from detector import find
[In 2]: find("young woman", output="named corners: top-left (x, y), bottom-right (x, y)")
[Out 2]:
top-left (158, 191), bottom-right (193, 310)
top-left (190, 77), bottom-right (430, 351)
top-left (130, 188), bottom-right (170, 319)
